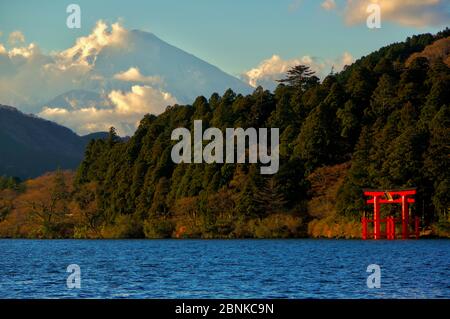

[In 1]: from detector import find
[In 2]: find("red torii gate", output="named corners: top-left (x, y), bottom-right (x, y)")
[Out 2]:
top-left (362, 188), bottom-right (419, 240)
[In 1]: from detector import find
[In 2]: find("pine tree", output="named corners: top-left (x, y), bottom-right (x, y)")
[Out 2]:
top-left (277, 65), bottom-right (319, 91)
top-left (253, 178), bottom-right (287, 218)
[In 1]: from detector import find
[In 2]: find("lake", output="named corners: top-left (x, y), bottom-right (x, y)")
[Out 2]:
top-left (0, 239), bottom-right (448, 299)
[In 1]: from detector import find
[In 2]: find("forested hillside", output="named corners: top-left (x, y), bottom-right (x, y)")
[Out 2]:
top-left (0, 29), bottom-right (449, 238)
top-left (0, 105), bottom-right (109, 178)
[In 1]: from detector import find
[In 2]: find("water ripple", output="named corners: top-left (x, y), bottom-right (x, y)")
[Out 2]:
top-left (0, 239), bottom-right (448, 299)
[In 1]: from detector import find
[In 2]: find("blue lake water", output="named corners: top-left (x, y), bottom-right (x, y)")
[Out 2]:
top-left (0, 239), bottom-right (448, 299)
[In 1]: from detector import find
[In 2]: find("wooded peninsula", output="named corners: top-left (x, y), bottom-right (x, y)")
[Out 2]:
top-left (0, 30), bottom-right (449, 239)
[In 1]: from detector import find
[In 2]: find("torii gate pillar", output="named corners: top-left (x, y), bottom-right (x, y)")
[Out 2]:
top-left (373, 195), bottom-right (381, 240)
top-left (401, 195), bottom-right (409, 240)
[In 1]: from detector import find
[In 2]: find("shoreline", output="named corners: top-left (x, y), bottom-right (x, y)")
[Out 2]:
top-left (1, 236), bottom-right (449, 240)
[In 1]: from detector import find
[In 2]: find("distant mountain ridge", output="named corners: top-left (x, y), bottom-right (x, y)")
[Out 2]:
top-left (44, 90), bottom-right (112, 110)
top-left (0, 105), bottom-right (107, 179)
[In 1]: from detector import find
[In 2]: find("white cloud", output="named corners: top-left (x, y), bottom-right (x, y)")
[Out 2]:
top-left (8, 31), bottom-right (25, 45)
top-left (0, 45), bottom-right (94, 108)
top-left (8, 43), bottom-right (40, 59)
top-left (57, 20), bottom-right (128, 68)
top-left (39, 85), bottom-right (177, 136)
top-left (343, 0), bottom-right (450, 27)
top-left (243, 55), bottom-right (301, 88)
top-left (340, 52), bottom-right (355, 67)
top-left (321, 0), bottom-right (336, 11)
top-left (0, 21), bottom-right (129, 109)
top-left (114, 67), bottom-right (164, 85)
top-left (0, 41), bottom-right (61, 107)
top-left (242, 52), bottom-right (354, 89)
top-left (108, 85), bottom-right (176, 115)
top-left (39, 107), bottom-right (125, 135)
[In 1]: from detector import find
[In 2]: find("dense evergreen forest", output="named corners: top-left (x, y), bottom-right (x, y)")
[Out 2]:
top-left (0, 30), bottom-right (449, 238)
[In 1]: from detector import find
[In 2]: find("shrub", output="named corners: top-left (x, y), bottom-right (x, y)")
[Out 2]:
top-left (144, 218), bottom-right (175, 238)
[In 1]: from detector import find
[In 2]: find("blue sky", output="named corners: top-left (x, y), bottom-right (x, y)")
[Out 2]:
top-left (0, 0), bottom-right (447, 76)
